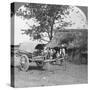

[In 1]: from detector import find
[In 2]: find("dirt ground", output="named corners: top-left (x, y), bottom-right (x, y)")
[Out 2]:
top-left (14, 62), bottom-right (88, 88)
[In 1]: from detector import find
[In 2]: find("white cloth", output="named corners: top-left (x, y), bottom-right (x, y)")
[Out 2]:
top-left (60, 48), bottom-right (65, 56)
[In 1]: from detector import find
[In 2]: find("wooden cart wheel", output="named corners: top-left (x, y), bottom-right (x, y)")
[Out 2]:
top-left (20, 54), bottom-right (29, 71)
top-left (36, 61), bottom-right (45, 68)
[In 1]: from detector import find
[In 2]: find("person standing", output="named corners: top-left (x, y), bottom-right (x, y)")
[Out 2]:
top-left (60, 44), bottom-right (66, 58)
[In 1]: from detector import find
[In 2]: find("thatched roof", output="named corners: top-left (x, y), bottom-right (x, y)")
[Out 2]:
top-left (45, 38), bottom-right (67, 49)
top-left (45, 29), bottom-right (88, 49)
top-left (45, 39), bottom-right (58, 48)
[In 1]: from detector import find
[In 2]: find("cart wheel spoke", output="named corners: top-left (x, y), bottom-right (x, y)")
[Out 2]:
top-left (20, 54), bottom-right (29, 71)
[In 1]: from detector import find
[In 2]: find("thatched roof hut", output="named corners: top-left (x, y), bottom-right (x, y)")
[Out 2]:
top-left (45, 29), bottom-right (88, 50)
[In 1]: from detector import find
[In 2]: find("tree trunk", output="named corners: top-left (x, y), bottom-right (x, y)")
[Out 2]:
top-left (50, 27), bottom-right (53, 40)
top-left (50, 18), bottom-right (54, 40)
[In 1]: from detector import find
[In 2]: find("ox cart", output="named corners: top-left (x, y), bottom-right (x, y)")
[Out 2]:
top-left (16, 43), bottom-right (66, 71)
top-left (17, 50), bottom-right (66, 71)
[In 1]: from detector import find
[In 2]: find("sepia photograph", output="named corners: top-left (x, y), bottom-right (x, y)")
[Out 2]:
top-left (11, 2), bottom-right (88, 88)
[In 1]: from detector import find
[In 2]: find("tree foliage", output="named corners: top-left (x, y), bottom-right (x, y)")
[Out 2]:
top-left (16, 3), bottom-right (71, 42)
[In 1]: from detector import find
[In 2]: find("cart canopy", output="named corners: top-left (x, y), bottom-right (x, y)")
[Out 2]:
top-left (19, 41), bottom-right (40, 53)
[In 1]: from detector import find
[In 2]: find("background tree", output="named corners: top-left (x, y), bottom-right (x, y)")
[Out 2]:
top-left (16, 3), bottom-right (71, 43)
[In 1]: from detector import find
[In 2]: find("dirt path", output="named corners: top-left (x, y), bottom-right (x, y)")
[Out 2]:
top-left (14, 62), bottom-right (88, 87)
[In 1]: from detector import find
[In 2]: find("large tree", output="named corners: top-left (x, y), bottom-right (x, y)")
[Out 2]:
top-left (16, 3), bottom-right (72, 43)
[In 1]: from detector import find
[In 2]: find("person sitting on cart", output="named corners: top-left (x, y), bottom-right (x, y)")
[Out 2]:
top-left (53, 49), bottom-right (57, 59)
top-left (44, 47), bottom-right (50, 59)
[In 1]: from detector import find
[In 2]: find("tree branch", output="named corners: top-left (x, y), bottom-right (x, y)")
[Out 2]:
top-left (40, 38), bottom-right (49, 42)
top-left (50, 17), bottom-right (55, 40)
top-left (45, 28), bottom-right (51, 40)
top-left (26, 22), bottom-right (33, 28)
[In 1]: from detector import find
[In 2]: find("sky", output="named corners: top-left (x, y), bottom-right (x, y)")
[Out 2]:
top-left (12, 5), bottom-right (88, 45)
